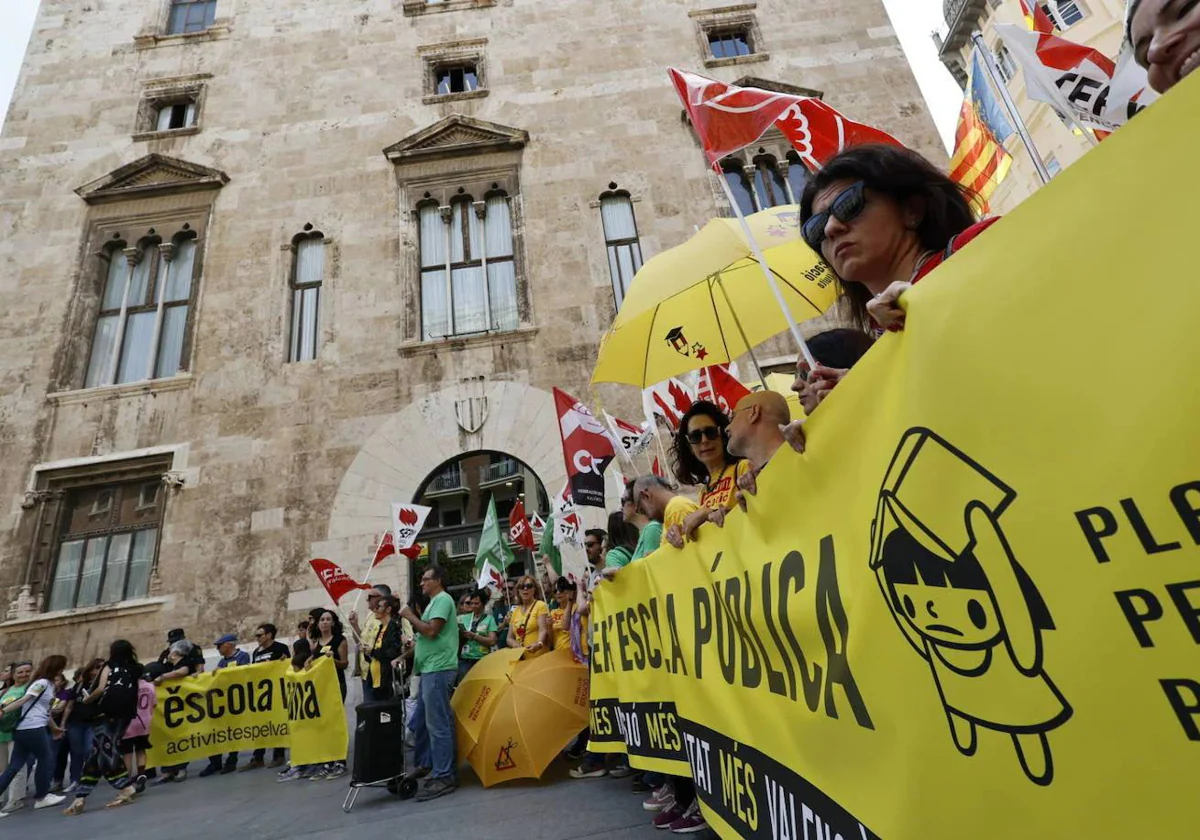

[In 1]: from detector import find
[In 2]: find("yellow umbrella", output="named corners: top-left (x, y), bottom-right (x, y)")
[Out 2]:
top-left (762, 371), bottom-right (805, 422)
top-left (591, 205), bottom-right (839, 388)
top-left (451, 647), bottom-right (523, 746)
top-left (454, 648), bottom-right (589, 788)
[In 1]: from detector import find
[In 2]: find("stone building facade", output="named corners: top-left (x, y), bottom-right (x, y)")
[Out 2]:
top-left (0, 0), bottom-right (943, 663)
top-left (937, 0), bottom-right (1126, 213)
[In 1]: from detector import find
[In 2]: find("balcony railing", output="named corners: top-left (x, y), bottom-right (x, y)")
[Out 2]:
top-left (427, 466), bottom-right (464, 493)
top-left (479, 459), bottom-right (520, 485)
top-left (447, 535), bottom-right (476, 557)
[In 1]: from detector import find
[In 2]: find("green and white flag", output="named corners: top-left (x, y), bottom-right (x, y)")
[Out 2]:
top-left (474, 495), bottom-right (515, 575)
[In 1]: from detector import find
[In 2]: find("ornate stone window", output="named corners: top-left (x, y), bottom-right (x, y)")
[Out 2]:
top-left (420, 39), bottom-right (488, 104)
top-left (134, 78), bottom-right (208, 141)
top-left (384, 115), bottom-right (532, 346)
top-left (30, 455), bottom-right (174, 613)
top-left (598, 185), bottom-right (643, 310)
top-left (64, 154), bottom-right (228, 394)
top-left (289, 225), bottom-right (325, 363)
top-left (691, 5), bottom-right (767, 69)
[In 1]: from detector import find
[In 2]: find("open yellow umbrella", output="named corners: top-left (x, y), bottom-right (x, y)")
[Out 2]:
top-left (454, 648), bottom-right (589, 788)
top-left (591, 205), bottom-right (839, 388)
top-left (451, 647), bottom-right (523, 746)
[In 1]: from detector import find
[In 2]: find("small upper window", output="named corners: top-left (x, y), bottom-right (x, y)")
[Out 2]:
top-left (156, 101), bottom-right (196, 132)
top-left (436, 65), bottom-right (479, 96)
top-left (167, 0), bottom-right (217, 35)
top-left (995, 44), bottom-right (1017, 84)
top-left (708, 30), bottom-right (752, 60)
top-left (1044, 154), bottom-right (1062, 177)
top-left (1041, 0), bottom-right (1086, 29)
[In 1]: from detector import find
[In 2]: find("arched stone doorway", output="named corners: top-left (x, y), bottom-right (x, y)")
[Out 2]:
top-left (292, 381), bottom-right (579, 612)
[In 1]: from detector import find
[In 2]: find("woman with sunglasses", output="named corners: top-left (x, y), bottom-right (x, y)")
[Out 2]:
top-left (506, 575), bottom-right (550, 658)
top-left (668, 401), bottom-right (748, 546)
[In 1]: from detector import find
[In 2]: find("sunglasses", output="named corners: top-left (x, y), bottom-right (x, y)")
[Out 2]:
top-left (686, 427), bottom-right (721, 445)
top-left (801, 181), bottom-right (867, 251)
top-left (518, 583), bottom-right (536, 590)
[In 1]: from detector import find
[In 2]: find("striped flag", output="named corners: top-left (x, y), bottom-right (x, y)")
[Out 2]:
top-left (949, 53), bottom-right (1013, 214)
top-left (1018, 0), bottom-right (1056, 34)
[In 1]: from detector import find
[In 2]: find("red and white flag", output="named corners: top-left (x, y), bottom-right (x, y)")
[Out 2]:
top-left (553, 388), bottom-right (616, 509)
top-left (391, 503), bottom-right (431, 551)
top-left (529, 513), bottom-right (547, 535)
top-left (669, 67), bottom-right (903, 172)
top-left (697, 364), bottom-right (752, 415)
top-left (477, 559), bottom-right (506, 592)
top-left (643, 377), bottom-right (695, 432)
top-left (508, 499), bottom-right (537, 551)
top-left (1018, 0), bottom-right (1056, 34)
top-left (603, 411), bottom-right (654, 457)
top-left (372, 531), bottom-right (422, 568)
top-left (310, 558), bottom-right (372, 604)
top-left (651, 457), bottom-right (665, 479)
top-left (994, 24), bottom-right (1157, 134)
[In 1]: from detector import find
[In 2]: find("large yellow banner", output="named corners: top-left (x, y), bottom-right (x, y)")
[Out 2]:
top-left (589, 79), bottom-right (1200, 838)
top-left (147, 657), bottom-right (348, 768)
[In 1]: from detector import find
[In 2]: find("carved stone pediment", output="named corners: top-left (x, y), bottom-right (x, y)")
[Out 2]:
top-left (383, 115), bottom-right (529, 164)
top-left (75, 154), bottom-right (230, 205)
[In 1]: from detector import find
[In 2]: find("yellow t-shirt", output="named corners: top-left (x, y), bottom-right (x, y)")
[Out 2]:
top-left (358, 611), bottom-right (381, 675)
top-left (699, 460), bottom-right (750, 512)
top-left (510, 600), bottom-right (549, 656)
top-left (549, 607), bottom-right (573, 652)
top-left (664, 495), bottom-right (701, 534)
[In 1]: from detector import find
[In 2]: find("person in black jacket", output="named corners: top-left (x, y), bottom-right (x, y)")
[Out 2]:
top-left (363, 595), bottom-right (403, 700)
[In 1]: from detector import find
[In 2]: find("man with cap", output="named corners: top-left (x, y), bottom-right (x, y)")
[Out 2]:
top-left (199, 634), bottom-right (250, 777)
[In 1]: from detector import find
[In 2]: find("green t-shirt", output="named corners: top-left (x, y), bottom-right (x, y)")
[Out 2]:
top-left (0, 685), bottom-right (27, 744)
top-left (414, 590), bottom-right (459, 675)
top-left (631, 521), bottom-right (663, 561)
top-left (458, 612), bottom-right (498, 660)
top-left (605, 546), bottom-right (633, 569)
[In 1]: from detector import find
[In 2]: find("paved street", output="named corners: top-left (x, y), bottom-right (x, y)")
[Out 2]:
top-left (0, 761), bottom-right (694, 839)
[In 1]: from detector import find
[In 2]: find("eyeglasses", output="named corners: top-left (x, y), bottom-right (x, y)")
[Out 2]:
top-left (685, 427), bottom-right (721, 445)
top-left (801, 181), bottom-right (867, 251)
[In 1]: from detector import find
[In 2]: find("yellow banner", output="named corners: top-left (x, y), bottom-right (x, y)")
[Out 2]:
top-left (147, 657), bottom-right (348, 768)
top-left (589, 79), bottom-right (1200, 838)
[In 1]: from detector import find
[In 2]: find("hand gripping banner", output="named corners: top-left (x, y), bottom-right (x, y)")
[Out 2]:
top-left (588, 78), bottom-right (1200, 839)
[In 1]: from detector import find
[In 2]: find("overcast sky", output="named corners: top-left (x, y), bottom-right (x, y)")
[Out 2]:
top-left (0, 0), bottom-right (960, 146)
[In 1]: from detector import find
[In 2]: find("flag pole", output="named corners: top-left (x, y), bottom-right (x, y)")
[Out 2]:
top-left (351, 531), bottom-right (388, 614)
top-left (715, 277), bottom-right (769, 390)
top-left (716, 174), bottom-right (817, 369)
top-left (971, 31), bottom-right (1052, 185)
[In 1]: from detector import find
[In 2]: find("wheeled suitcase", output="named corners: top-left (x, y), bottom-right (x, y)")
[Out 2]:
top-left (342, 696), bottom-right (416, 811)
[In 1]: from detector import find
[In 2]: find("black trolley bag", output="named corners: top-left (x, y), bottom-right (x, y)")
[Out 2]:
top-left (342, 690), bottom-right (418, 811)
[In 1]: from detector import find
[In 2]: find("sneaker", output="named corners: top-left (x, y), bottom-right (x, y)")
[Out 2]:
top-left (267, 757), bottom-right (287, 769)
top-left (277, 767), bottom-right (304, 782)
top-left (412, 766), bottom-right (432, 779)
top-left (35, 793), bottom-right (66, 810)
top-left (631, 775), bottom-right (652, 794)
top-left (324, 763), bottom-right (347, 780)
top-left (63, 781), bottom-right (78, 794)
top-left (199, 765), bottom-right (221, 778)
top-left (569, 764), bottom-right (608, 779)
top-left (239, 759), bottom-right (266, 772)
top-left (414, 777), bottom-right (456, 802)
top-left (610, 763), bottom-right (635, 779)
top-left (151, 773), bottom-right (177, 787)
top-left (173, 770), bottom-right (188, 783)
top-left (134, 776), bottom-right (147, 794)
top-left (297, 765), bottom-right (317, 779)
top-left (669, 801), bottom-right (708, 834)
top-left (276, 765), bottom-right (293, 780)
top-left (220, 763), bottom-right (237, 775)
top-left (643, 784), bottom-right (675, 812)
top-left (0, 811), bottom-right (7, 819)
top-left (308, 766), bottom-right (330, 781)
top-left (0, 801), bottom-right (23, 814)
top-left (653, 802), bottom-right (685, 829)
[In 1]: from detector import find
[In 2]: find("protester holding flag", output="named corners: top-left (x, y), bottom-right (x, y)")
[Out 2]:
top-left (1128, 0), bottom-right (1200, 93)
top-left (506, 575), bottom-right (550, 657)
top-left (348, 585), bottom-right (389, 701)
top-left (800, 144), bottom-right (983, 336)
top-left (457, 589), bottom-right (498, 683)
top-left (670, 401), bottom-right (748, 545)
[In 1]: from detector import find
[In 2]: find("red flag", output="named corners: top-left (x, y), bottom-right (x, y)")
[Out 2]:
top-left (697, 364), bottom-right (752, 415)
top-left (508, 499), bottom-right (536, 551)
top-left (309, 558), bottom-right (371, 604)
top-left (669, 68), bottom-right (902, 172)
top-left (554, 388), bottom-right (616, 508)
top-left (1018, 0), bottom-right (1056, 34)
top-left (651, 457), bottom-right (665, 478)
top-left (372, 532), bottom-right (395, 568)
top-left (643, 378), bottom-right (695, 432)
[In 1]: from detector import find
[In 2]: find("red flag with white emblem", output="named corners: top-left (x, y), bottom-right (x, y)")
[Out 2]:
top-left (697, 364), bottom-right (752, 416)
top-left (553, 388), bottom-right (616, 509)
top-left (310, 558), bottom-right (372, 604)
top-left (508, 499), bottom-right (536, 551)
top-left (643, 377), bottom-right (695, 432)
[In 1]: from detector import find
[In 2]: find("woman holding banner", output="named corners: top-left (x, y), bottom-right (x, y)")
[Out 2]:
top-left (669, 401), bottom-right (748, 546)
top-left (309, 610), bottom-right (349, 781)
top-left (506, 575), bottom-right (549, 658)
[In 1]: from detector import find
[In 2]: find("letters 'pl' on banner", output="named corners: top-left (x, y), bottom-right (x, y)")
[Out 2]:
top-left (147, 657), bottom-right (348, 768)
top-left (589, 77), bottom-right (1200, 839)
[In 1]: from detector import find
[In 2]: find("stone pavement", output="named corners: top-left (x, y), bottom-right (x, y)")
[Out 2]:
top-left (0, 762), bottom-right (712, 839)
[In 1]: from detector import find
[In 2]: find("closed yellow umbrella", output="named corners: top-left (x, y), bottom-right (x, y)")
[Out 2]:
top-left (454, 648), bottom-right (589, 788)
top-left (592, 205), bottom-right (839, 388)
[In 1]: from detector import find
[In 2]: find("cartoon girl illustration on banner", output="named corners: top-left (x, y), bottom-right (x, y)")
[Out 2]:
top-left (869, 428), bottom-right (1072, 786)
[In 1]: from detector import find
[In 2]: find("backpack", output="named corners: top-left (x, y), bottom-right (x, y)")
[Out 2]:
top-left (98, 662), bottom-right (140, 719)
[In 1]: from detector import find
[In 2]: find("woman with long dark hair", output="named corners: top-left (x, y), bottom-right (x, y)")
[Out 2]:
top-left (63, 640), bottom-right (142, 814)
top-left (602, 510), bottom-right (639, 570)
top-left (308, 609), bottom-right (349, 781)
top-left (57, 657), bottom-right (106, 793)
top-left (0, 655), bottom-right (68, 816)
top-left (668, 400), bottom-right (748, 546)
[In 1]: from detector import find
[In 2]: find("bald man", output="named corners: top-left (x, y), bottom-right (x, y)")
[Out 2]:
top-left (726, 391), bottom-right (789, 469)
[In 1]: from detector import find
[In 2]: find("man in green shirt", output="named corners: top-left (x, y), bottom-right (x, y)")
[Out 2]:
top-left (399, 567), bottom-right (458, 802)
